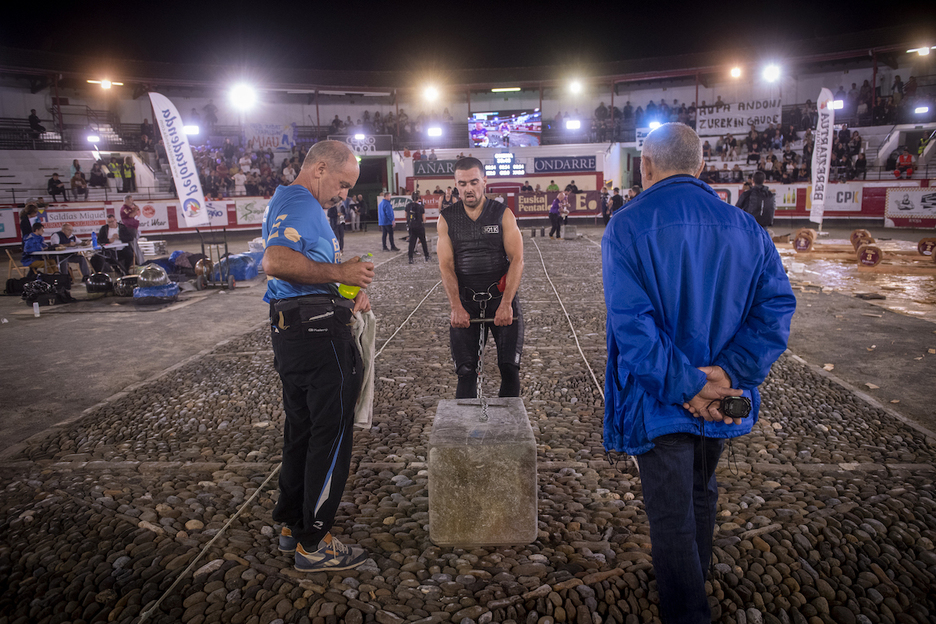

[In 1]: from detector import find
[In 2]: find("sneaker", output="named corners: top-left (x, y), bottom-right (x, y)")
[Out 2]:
top-left (278, 526), bottom-right (297, 554)
top-left (294, 533), bottom-right (368, 572)
top-left (408, 258), bottom-right (414, 264)
top-left (424, 256), bottom-right (431, 262)
top-left (391, 247), bottom-right (400, 251)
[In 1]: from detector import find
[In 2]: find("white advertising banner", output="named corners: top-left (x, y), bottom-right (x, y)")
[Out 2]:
top-left (884, 188), bottom-right (936, 228)
top-left (174, 203), bottom-right (227, 229)
top-left (245, 123), bottom-right (297, 152)
top-left (234, 198), bottom-right (267, 225)
top-left (149, 92), bottom-right (210, 226)
top-left (0, 208), bottom-right (16, 241)
top-left (774, 184), bottom-right (799, 208)
top-left (696, 98), bottom-right (782, 136)
top-left (39, 207), bottom-right (107, 237)
top-left (809, 88), bottom-right (835, 225)
top-left (137, 202), bottom-right (171, 232)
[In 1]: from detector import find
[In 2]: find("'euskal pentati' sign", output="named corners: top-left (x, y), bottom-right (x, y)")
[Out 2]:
top-left (533, 156), bottom-right (597, 173)
top-left (413, 160), bottom-right (458, 176)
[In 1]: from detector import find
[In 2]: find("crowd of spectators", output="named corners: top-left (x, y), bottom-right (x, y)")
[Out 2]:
top-left (326, 108), bottom-right (456, 141)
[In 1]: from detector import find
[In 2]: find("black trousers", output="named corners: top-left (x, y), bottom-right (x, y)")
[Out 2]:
top-left (450, 295), bottom-right (523, 398)
top-left (548, 213), bottom-right (561, 238)
top-left (407, 226), bottom-right (428, 260)
top-left (381, 225), bottom-right (397, 250)
top-left (333, 223), bottom-right (345, 252)
top-left (270, 297), bottom-right (362, 547)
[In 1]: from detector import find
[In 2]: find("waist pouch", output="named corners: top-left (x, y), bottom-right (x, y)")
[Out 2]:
top-left (270, 295), bottom-right (354, 339)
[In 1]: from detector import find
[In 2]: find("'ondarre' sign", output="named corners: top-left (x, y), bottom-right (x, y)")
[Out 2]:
top-left (328, 134), bottom-right (393, 153)
top-left (533, 156), bottom-right (597, 173)
top-left (696, 99), bottom-right (782, 135)
top-left (414, 160), bottom-right (458, 176)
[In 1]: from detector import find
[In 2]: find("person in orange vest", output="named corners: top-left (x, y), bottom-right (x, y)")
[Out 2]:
top-left (895, 146), bottom-right (914, 179)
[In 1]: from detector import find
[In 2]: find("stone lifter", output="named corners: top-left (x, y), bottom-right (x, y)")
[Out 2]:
top-left (437, 157), bottom-right (524, 398)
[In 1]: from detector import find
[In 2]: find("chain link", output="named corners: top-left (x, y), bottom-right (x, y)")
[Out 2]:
top-left (476, 299), bottom-right (488, 422)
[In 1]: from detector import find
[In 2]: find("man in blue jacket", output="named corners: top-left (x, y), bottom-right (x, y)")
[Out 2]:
top-left (377, 192), bottom-right (399, 252)
top-left (602, 123), bottom-right (795, 624)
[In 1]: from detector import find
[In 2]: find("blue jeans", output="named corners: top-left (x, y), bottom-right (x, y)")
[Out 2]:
top-left (636, 433), bottom-right (725, 624)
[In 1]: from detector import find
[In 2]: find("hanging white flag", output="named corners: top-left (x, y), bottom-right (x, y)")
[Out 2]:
top-left (148, 92), bottom-right (210, 226)
top-left (809, 88), bottom-right (835, 227)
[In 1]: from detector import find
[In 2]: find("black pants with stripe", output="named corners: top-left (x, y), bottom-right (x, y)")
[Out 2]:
top-left (270, 298), bottom-right (362, 548)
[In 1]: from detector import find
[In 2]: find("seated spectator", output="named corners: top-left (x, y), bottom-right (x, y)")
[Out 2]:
top-left (896, 147), bottom-right (914, 179)
top-left (71, 172), bottom-right (89, 201)
top-left (88, 161), bottom-right (108, 187)
top-left (412, 150), bottom-right (422, 161)
top-left (427, 149), bottom-right (438, 161)
top-left (22, 222), bottom-right (49, 271)
top-left (702, 140), bottom-right (712, 160)
top-left (731, 164), bottom-right (744, 183)
top-left (520, 181), bottom-right (534, 192)
top-left (97, 214), bottom-right (134, 273)
top-left (433, 186), bottom-right (444, 195)
top-left (565, 180), bottom-right (579, 193)
top-left (547, 180), bottom-right (560, 191)
top-left (28, 109), bottom-right (46, 136)
top-left (47, 173), bottom-right (68, 202)
top-left (854, 153), bottom-right (867, 179)
top-left (51, 223), bottom-right (91, 280)
top-left (747, 143), bottom-right (761, 165)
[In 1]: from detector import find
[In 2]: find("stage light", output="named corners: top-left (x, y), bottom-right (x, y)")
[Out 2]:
top-left (763, 65), bottom-right (780, 82)
top-left (916, 106), bottom-right (930, 114)
top-left (354, 133), bottom-right (366, 140)
top-left (427, 127), bottom-right (442, 137)
top-left (570, 81), bottom-right (583, 94)
top-left (730, 67), bottom-right (741, 78)
top-left (648, 121), bottom-right (661, 130)
top-left (87, 135), bottom-right (100, 143)
top-left (832, 100), bottom-right (844, 110)
top-left (184, 126), bottom-right (199, 135)
top-left (566, 119), bottom-right (581, 130)
top-left (424, 86), bottom-right (439, 102)
top-left (230, 84), bottom-right (257, 110)
top-left (492, 87), bottom-right (521, 93)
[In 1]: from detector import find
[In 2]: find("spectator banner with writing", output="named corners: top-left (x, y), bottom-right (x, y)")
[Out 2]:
top-left (636, 128), bottom-right (651, 151)
top-left (149, 92), bottom-right (211, 226)
top-left (414, 160), bottom-right (458, 177)
top-left (328, 135), bottom-right (393, 153)
top-left (809, 89), bottom-right (835, 225)
top-left (533, 156), bottom-right (597, 173)
top-left (696, 99), bottom-right (782, 136)
top-left (884, 188), bottom-right (936, 228)
top-left (246, 123), bottom-right (297, 152)
top-left (516, 192), bottom-right (601, 217)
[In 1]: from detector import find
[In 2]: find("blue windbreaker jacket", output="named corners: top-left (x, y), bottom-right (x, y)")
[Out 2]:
top-left (601, 175), bottom-right (796, 455)
top-left (378, 199), bottom-right (395, 226)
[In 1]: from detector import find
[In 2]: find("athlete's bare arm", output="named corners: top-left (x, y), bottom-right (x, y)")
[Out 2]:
top-left (495, 209), bottom-right (524, 326)
top-left (436, 215), bottom-right (470, 328)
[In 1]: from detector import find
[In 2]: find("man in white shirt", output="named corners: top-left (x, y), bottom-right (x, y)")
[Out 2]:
top-left (233, 169), bottom-right (247, 196)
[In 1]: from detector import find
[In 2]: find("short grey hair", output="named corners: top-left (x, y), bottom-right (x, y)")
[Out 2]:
top-left (642, 123), bottom-right (703, 175)
top-left (302, 140), bottom-right (356, 170)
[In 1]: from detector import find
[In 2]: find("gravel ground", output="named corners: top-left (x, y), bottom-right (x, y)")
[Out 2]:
top-left (1, 235), bottom-right (934, 624)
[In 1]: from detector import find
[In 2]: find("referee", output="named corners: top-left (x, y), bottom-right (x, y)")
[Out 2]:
top-left (262, 140), bottom-right (375, 572)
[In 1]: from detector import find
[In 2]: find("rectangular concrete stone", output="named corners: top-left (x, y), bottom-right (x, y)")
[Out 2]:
top-left (562, 226), bottom-right (577, 240)
top-left (429, 398), bottom-right (537, 547)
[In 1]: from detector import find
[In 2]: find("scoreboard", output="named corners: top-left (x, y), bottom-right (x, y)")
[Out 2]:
top-left (484, 152), bottom-right (526, 177)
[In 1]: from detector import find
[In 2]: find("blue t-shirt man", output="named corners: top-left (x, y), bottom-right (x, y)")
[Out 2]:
top-left (262, 185), bottom-right (340, 302)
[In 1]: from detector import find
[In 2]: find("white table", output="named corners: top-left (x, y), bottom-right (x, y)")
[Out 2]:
top-left (31, 243), bottom-right (128, 273)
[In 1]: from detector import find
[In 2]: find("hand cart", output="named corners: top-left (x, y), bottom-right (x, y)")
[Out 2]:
top-left (193, 227), bottom-right (236, 290)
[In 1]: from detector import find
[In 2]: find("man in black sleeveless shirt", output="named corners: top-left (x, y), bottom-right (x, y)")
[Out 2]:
top-left (438, 157), bottom-right (525, 398)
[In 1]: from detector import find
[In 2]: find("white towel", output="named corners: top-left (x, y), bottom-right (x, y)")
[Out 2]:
top-left (352, 309), bottom-right (377, 428)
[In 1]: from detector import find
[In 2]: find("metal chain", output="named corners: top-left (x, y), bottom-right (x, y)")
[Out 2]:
top-left (476, 298), bottom-right (488, 422)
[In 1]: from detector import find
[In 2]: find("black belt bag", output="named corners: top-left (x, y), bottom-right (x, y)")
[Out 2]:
top-left (270, 295), bottom-right (354, 339)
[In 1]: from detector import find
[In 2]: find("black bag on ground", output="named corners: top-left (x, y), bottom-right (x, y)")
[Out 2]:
top-left (5, 275), bottom-right (34, 295)
top-left (38, 272), bottom-right (72, 292)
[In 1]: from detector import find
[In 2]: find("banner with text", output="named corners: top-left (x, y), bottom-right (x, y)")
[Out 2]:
top-left (234, 198), bottom-right (268, 225)
top-left (809, 88), bottom-right (836, 225)
top-left (516, 191), bottom-right (601, 217)
top-left (149, 92), bottom-right (210, 226)
top-left (884, 188), bottom-right (936, 228)
top-left (414, 160), bottom-right (458, 177)
top-left (696, 98), bottom-right (782, 136)
top-left (247, 123), bottom-right (297, 152)
top-left (533, 156), bottom-right (597, 173)
top-left (328, 134), bottom-right (393, 153)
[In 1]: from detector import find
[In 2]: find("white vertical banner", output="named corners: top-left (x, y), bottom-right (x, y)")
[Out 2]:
top-left (809, 88), bottom-right (835, 227)
top-left (148, 92), bottom-right (210, 227)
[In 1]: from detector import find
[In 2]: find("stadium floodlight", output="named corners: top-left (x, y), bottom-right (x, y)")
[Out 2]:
top-left (427, 127), bottom-right (442, 137)
top-left (566, 119), bottom-right (581, 130)
top-left (832, 100), bottom-right (844, 110)
top-left (730, 67), bottom-right (742, 78)
top-left (492, 87), bottom-right (521, 93)
top-left (763, 65), bottom-right (780, 82)
top-left (424, 86), bottom-right (439, 102)
top-left (354, 133), bottom-right (366, 140)
top-left (230, 84), bottom-right (257, 110)
top-left (184, 125), bottom-right (199, 135)
top-left (648, 121), bottom-right (661, 130)
top-left (570, 81), bottom-right (583, 94)
top-left (916, 106), bottom-right (930, 114)
top-left (87, 135), bottom-right (100, 143)
top-left (87, 79), bottom-right (123, 88)
top-left (907, 46), bottom-right (934, 56)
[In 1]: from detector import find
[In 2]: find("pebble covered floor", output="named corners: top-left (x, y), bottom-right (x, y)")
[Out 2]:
top-left (1, 236), bottom-right (934, 624)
